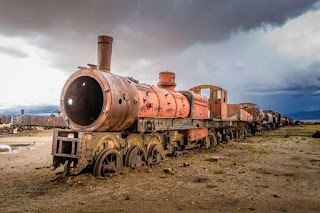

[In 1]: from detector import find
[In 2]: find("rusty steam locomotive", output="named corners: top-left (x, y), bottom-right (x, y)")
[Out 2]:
top-left (52, 35), bottom-right (294, 176)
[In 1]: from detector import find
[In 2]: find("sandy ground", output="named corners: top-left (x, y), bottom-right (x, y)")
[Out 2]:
top-left (0, 125), bottom-right (319, 213)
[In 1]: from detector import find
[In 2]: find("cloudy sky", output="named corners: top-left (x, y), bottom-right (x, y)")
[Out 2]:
top-left (0, 0), bottom-right (319, 115)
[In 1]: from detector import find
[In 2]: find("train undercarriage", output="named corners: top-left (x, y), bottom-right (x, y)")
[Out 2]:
top-left (52, 117), bottom-right (253, 176)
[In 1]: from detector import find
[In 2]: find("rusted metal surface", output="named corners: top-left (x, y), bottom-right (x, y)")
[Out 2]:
top-left (12, 114), bottom-right (66, 128)
top-left (263, 110), bottom-right (276, 124)
top-left (52, 35), bottom-right (296, 176)
top-left (264, 110), bottom-right (283, 128)
top-left (227, 104), bottom-right (253, 121)
top-left (52, 130), bottom-right (124, 174)
top-left (97, 35), bottom-right (113, 72)
top-left (157, 71), bottom-right (176, 91)
top-left (93, 148), bottom-right (123, 176)
top-left (137, 84), bottom-right (190, 118)
top-left (137, 117), bottom-right (208, 132)
top-left (179, 91), bottom-right (207, 119)
top-left (263, 112), bottom-right (273, 123)
top-left (0, 115), bottom-right (11, 124)
top-left (189, 85), bottom-right (227, 119)
top-left (185, 128), bottom-right (208, 142)
top-left (52, 131), bottom-right (82, 159)
top-left (147, 143), bottom-right (165, 165)
top-left (192, 93), bottom-right (209, 119)
top-left (280, 116), bottom-right (293, 126)
top-left (125, 145), bottom-right (147, 168)
top-left (60, 69), bottom-right (193, 132)
top-left (61, 69), bottom-right (140, 132)
top-left (239, 103), bottom-right (264, 122)
top-left (60, 37), bottom-right (198, 132)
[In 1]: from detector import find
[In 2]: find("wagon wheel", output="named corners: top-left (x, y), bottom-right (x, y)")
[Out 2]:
top-left (147, 144), bottom-right (165, 165)
top-left (93, 148), bottom-right (123, 177)
top-left (125, 145), bottom-right (147, 169)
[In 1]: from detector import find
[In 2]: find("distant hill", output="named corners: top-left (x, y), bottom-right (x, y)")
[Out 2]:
top-left (286, 110), bottom-right (320, 120)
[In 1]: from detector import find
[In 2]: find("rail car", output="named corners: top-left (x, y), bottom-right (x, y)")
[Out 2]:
top-left (0, 115), bottom-right (11, 124)
top-left (0, 115), bottom-right (12, 134)
top-left (51, 35), bottom-right (293, 176)
top-left (12, 110), bottom-right (67, 130)
top-left (280, 116), bottom-right (294, 126)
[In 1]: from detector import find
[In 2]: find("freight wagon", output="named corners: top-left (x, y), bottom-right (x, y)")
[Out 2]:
top-left (12, 110), bottom-right (67, 130)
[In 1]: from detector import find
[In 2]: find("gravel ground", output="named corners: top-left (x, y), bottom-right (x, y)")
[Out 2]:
top-left (0, 125), bottom-right (319, 213)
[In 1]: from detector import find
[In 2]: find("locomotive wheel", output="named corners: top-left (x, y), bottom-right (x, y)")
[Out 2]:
top-left (63, 160), bottom-right (77, 175)
top-left (125, 145), bottom-right (147, 169)
top-left (93, 148), bottom-right (123, 177)
top-left (147, 144), bottom-right (165, 165)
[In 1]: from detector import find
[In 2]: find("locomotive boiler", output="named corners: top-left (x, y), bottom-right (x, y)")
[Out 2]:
top-left (52, 35), bottom-right (293, 176)
top-left (60, 36), bottom-right (210, 134)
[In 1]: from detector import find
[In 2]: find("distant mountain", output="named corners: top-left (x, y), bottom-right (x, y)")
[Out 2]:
top-left (286, 110), bottom-right (320, 120)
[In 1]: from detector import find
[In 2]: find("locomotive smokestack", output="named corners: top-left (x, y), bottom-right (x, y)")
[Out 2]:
top-left (97, 35), bottom-right (113, 72)
top-left (21, 109), bottom-right (24, 115)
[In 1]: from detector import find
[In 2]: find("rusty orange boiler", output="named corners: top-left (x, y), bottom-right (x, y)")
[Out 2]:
top-left (60, 35), bottom-right (207, 132)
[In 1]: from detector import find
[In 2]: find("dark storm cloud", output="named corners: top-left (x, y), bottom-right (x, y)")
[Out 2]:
top-left (247, 93), bottom-right (320, 114)
top-left (0, 46), bottom-right (28, 58)
top-left (248, 62), bottom-right (320, 94)
top-left (0, 0), bottom-right (317, 71)
top-left (0, 0), bottom-right (317, 42)
top-left (0, 0), bottom-right (319, 115)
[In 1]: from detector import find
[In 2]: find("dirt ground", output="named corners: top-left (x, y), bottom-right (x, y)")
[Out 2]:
top-left (0, 125), bottom-right (320, 213)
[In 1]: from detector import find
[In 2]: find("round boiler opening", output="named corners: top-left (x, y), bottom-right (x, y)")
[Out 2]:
top-left (64, 76), bottom-right (104, 126)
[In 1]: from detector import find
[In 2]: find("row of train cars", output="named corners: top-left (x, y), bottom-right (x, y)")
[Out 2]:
top-left (1, 36), bottom-right (297, 177)
top-left (0, 109), bottom-right (66, 134)
top-left (1, 97), bottom-right (295, 136)
top-left (0, 101), bottom-right (294, 136)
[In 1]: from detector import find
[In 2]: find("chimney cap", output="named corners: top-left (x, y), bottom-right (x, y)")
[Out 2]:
top-left (98, 35), bottom-right (113, 43)
top-left (159, 70), bottom-right (175, 75)
top-left (157, 71), bottom-right (176, 91)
